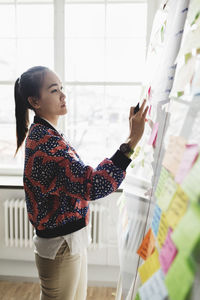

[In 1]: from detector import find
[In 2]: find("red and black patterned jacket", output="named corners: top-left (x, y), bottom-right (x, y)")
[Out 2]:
top-left (23, 115), bottom-right (131, 238)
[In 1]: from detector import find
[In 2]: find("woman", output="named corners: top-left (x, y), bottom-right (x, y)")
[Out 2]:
top-left (14, 65), bottom-right (148, 300)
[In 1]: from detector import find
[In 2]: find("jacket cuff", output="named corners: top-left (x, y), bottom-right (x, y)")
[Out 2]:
top-left (110, 150), bottom-right (132, 171)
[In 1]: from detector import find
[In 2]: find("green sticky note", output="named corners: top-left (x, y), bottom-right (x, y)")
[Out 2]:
top-left (134, 293), bottom-right (141, 300)
top-left (161, 25), bottom-right (165, 42)
top-left (165, 254), bottom-right (195, 300)
top-left (192, 238), bottom-right (200, 263)
top-left (155, 167), bottom-right (177, 211)
top-left (155, 167), bottom-right (170, 200)
top-left (185, 53), bottom-right (192, 64)
top-left (181, 154), bottom-right (200, 203)
top-left (191, 11), bottom-right (200, 25)
top-left (177, 91), bottom-right (184, 97)
top-left (158, 175), bottom-right (177, 212)
top-left (171, 203), bottom-right (200, 257)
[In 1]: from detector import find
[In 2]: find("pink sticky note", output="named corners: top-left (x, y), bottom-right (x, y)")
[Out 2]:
top-left (159, 228), bottom-right (177, 274)
top-left (148, 105), bottom-right (152, 116)
top-left (148, 86), bottom-right (152, 100)
top-left (148, 122), bottom-right (159, 147)
top-left (175, 144), bottom-right (199, 184)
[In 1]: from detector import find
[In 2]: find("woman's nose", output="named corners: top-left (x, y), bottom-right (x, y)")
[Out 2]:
top-left (60, 92), bottom-right (66, 99)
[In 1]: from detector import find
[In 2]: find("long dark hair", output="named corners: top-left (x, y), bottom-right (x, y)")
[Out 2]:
top-left (14, 66), bottom-right (49, 156)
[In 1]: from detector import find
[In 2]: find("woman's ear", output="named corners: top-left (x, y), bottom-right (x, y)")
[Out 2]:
top-left (27, 96), bottom-right (40, 109)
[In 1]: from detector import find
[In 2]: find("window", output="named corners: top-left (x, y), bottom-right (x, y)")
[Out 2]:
top-left (0, 0), bottom-right (155, 175)
top-left (0, 0), bottom-right (53, 174)
top-left (65, 0), bottom-right (147, 166)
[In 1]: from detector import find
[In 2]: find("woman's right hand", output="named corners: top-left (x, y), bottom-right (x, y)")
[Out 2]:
top-left (125, 99), bottom-right (149, 150)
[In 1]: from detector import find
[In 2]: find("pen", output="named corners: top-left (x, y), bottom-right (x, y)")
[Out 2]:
top-left (134, 102), bottom-right (140, 115)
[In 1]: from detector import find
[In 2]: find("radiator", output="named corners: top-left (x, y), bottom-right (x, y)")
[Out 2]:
top-left (4, 198), bottom-right (105, 249)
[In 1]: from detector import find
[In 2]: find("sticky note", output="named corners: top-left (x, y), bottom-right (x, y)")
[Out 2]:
top-left (148, 104), bottom-right (152, 116)
top-left (148, 86), bottom-right (152, 101)
top-left (187, 0), bottom-right (200, 25)
top-left (177, 21), bottom-right (200, 56)
top-left (165, 255), bottom-right (195, 300)
top-left (175, 144), bottom-right (199, 184)
top-left (156, 168), bottom-right (177, 212)
top-left (171, 56), bottom-right (196, 96)
top-left (191, 56), bottom-right (200, 96)
top-left (152, 204), bottom-right (162, 236)
top-left (159, 228), bottom-right (177, 274)
top-left (138, 269), bottom-right (168, 300)
top-left (138, 248), bottom-right (160, 283)
top-left (162, 136), bottom-right (186, 176)
top-left (134, 293), bottom-right (141, 300)
top-left (171, 203), bottom-right (200, 256)
top-left (148, 122), bottom-right (159, 147)
top-left (157, 213), bottom-right (169, 248)
top-left (181, 154), bottom-right (200, 203)
top-left (155, 167), bottom-right (168, 200)
top-left (166, 186), bottom-right (189, 230)
top-left (137, 228), bottom-right (156, 260)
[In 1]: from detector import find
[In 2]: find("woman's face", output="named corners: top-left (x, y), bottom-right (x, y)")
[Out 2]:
top-left (32, 70), bottom-right (67, 118)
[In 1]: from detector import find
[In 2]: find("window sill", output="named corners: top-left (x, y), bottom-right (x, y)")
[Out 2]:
top-left (0, 175), bottom-right (124, 192)
top-left (0, 175), bottom-right (23, 189)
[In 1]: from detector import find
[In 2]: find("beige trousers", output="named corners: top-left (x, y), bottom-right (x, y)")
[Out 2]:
top-left (35, 241), bottom-right (87, 300)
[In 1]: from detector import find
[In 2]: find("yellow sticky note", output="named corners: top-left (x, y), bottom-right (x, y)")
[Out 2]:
top-left (157, 213), bottom-right (169, 248)
top-left (166, 186), bottom-right (189, 230)
top-left (138, 248), bottom-right (160, 283)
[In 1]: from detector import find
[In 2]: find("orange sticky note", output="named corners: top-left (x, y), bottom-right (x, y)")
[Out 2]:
top-left (137, 228), bottom-right (156, 260)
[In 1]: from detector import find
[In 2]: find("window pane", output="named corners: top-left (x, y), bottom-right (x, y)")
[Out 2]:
top-left (0, 86), bottom-right (33, 170)
top-left (0, 108), bottom-right (34, 170)
top-left (107, 3), bottom-right (147, 37)
top-left (65, 4), bottom-right (105, 38)
top-left (19, 0), bottom-right (52, 3)
top-left (65, 38), bottom-right (104, 81)
top-left (104, 85), bottom-right (142, 155)
top-left (0, 4), bottom-right (15, 38)
top-left (0, 123), bottom-right (23, 169)
top-left (0, 1), bottom-right (54, 174)
top-left (17, 38), bottom-right (54, 74)
top-left (106, 38), bottom-right (146, 82)
top-left (0, 85), bottom-right (15, 124)
top-left (0, 0), bottom-right (15, 3)
top-left (0, 39), bottom-right (16, 81)
top-left (64, 84), bottom-right (141, 166)
top-left (64, 85), bottom-right (105, 165)
top-left (16, 4), bottom-right (53, 38)
top-left (0, 2), bottom-right (54, 81)
top-left (65, 37), bottom-right (146, 82)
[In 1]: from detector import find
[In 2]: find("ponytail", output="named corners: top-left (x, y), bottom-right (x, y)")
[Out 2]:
top-left (14, 77), bottom-right (29, 156)
top-left (14, 66), bottom-right (49, 156)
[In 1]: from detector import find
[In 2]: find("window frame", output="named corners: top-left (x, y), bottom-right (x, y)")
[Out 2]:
top-left (0, 0), bottom-right (159, 177)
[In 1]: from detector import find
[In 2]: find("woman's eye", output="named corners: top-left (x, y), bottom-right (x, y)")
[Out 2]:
top-left (51, 87), bottom-right (64, 93)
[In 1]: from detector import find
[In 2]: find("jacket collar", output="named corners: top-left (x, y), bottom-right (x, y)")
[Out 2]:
top-left (33, 115), bottom-right (59, 133)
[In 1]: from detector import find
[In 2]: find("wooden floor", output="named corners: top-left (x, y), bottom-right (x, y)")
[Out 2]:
top-left (0, 281), bottom-right (116, 300)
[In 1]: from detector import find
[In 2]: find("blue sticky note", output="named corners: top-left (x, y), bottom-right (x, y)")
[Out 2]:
top-left (152, 204), bottom-right (162, 236)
